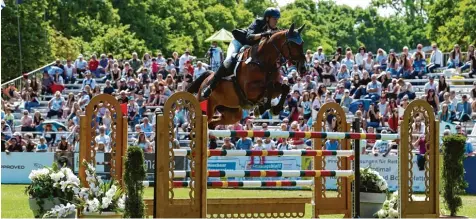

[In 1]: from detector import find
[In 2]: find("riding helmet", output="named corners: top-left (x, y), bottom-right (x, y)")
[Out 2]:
top-left (264, 7), bottom-right (281, 19)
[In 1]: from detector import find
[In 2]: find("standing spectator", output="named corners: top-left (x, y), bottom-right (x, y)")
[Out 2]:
top-left (426, 43), bottom-right (443, 73)
top-left (74, 54), bottom-right (88, 77)
top-left (179, 49), bottom-right (195, 73)
top-left (129, 52), bottom-right (143, 73)
top-left (81, 71), bottom-right (97, 90)
top-left (312, 46), bottom-right (326, 62)
top-left (88, 54), bottom-right (100, 77)
top-left (47, 91), bottom-right (65, 119)
top-left (207, 41), bottom-right (223, 72)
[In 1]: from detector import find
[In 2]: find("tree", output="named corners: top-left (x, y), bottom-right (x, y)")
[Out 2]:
top-left (244, 0), bottom-right (277, 17)
top-left (1, 0), bottom-right (52, 81)
top-left (90, 25), bottom-right (148, 60)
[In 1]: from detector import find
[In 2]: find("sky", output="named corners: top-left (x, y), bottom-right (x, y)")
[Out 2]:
top-left (276, 0), bottom-right (396, 16)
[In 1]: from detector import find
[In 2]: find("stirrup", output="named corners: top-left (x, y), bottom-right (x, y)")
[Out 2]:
top-left (202, 87), bottom-right (212, 99)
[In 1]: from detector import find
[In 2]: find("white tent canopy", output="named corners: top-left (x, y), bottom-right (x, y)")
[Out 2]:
top-left (205, 28), bottom-right (234, 42)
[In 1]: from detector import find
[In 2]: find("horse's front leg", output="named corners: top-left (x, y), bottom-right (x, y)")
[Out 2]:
top-left (271, 83), bottom-right (290, 115)
top-left (258, 82), bottom-right (274, 115)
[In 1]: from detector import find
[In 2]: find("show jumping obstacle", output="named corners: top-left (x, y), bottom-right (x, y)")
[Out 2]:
top-left (79, 92), bottom-right (440, 218)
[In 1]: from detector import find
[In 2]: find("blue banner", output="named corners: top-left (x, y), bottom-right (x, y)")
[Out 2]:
top-left (1, 152), bottom-right (55, 184)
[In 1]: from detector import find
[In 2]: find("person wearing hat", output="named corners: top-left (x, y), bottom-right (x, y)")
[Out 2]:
top-left (201, 7), bottom-right (281, 98)
top-left (74, 54), bottom-right (88, 77)
top-left (81, 70), bottom-right (97, 90)
top-left (207, 41), bottom-right (223, 72)
top-left (312, 46), bottom-right (326, 62)
top-left (372, 130), bottom-right (391, 157)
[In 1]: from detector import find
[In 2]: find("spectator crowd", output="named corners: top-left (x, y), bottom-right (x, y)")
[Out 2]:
top-left (2, 42), bottom-right (475, 157)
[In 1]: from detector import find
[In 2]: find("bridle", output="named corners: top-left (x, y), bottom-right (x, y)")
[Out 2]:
top-left (270, 30), bottom-right (305, 73)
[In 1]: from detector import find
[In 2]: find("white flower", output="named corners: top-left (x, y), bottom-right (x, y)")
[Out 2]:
top-left (388, 208), bottom-right (399, 218)
top-left (78, 188), bottom-right (89, 199)
top-left (101, 197), bottom-right (112, 209)
top-left (72, 187), bottom-right (80, 195)
top-left (85, 198), bottom-right (100, 213)
top-left (117, 195), bottom-right (125, 210)
top-left (45, 203), bottom-right (76, 218)
top-left (50, 171), bottom-right (65, 182)
top-left (28, 168), bottom-right (50, 181)
top-left (377, 209), bottom-right (387, 218)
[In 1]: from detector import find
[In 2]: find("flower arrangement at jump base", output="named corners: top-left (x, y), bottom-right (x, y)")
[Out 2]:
top-left (80, 160), bottom-right (125, 217)
top-left (359, 167), bottom-right (389, 218)
top-left (376, 191), bottom-right (399, 218)
top-left (26, 163), bottom-right (80, 218)
top-left (26, 161), bottom-right (125, 218)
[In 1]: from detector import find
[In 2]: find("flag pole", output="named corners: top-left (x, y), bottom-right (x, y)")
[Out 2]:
top-left (16, 1), bottom-right (23, 74)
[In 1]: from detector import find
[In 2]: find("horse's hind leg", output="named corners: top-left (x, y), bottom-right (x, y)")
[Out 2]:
top-left (272, 83), bottom-right (290, 115)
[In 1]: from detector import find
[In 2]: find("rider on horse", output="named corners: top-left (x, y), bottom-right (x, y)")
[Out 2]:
top-left (201, 7), bottom-right (281, 99)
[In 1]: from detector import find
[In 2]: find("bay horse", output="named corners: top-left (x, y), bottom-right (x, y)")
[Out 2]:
top-left (188, 23), bottom-right (306, 128)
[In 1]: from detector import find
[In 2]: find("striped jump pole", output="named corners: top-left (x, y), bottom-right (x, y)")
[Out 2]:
top-left (208, 130), bottom-right (399, 140)
top-left (169, 170), bottom-right (354, 178)
top-left (172, 149), bottom-right (354, 157)
top-left (143, 180), bottom-right (314, 188)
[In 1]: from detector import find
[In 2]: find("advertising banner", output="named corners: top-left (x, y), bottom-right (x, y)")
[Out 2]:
top-left (1, 152), bottom-right (55, 184)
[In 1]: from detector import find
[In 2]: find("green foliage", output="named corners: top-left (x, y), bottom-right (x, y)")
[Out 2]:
top-left (123, 146), bottom-right (146, 218)
top-left (441, 134), bottom-right (468, 216)
top-left (360, 167), bottom-right (389, 193)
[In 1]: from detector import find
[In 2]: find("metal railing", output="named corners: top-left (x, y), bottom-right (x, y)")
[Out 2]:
top-left (1, 61), bottom-right (55, 90)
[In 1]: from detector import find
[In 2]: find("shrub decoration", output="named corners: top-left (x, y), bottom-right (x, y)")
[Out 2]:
top-left (360, 167), bottom-right (388, 193)
top-left (376, 191), bottom-right (399, 218)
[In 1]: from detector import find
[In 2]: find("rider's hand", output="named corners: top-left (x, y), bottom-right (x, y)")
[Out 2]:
top-left (261, 31), bottom-right (273, 38)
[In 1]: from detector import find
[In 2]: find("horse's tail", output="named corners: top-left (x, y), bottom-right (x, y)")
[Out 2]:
top-left (187, 70), bottom-right (212, 94)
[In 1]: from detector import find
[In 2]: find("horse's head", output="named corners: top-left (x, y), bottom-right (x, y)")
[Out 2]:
top-left (270, 23), bottom-right (306, 74)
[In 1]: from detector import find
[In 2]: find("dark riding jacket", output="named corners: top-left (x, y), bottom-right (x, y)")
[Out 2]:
top-left (233, 18), bottom-right (278, 46)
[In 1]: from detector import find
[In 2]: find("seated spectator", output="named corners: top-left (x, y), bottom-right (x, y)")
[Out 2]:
top-left (20, 110), bottom-right (35, 132)
top-left (426, 43), bottom-right (443, 73)
top-left (74, 54), bottom-right (88, 77)
top-left (135, 131), bottom-right (150, 152)
top-left (56, 135), bottom-right (70, 152)
top-left (127, 98), bottom-right (139, 127)
top-left (397, 78), bottom-right (416, 100)
top-left (469, 50), bottom-right (476, 78)
top-left (372, 130), bottom-right (391, 156)
top-left (47, 91), bottom-right (65, 119)
top-left (426, 89), bottom-right (439, 113)
top-left (64, 59), bottom-right (76, 84)
top-left (236, 136), bottom-right (253, 150)
top-left (341, 51), bottom-right (355, 70)
top-left (398, 53), bottom-right (413, 78)
top-left (24, 88), bottom-right (40, 112)
top-left (41, 72), bottom-right (54, 94)
top-left (312, 46), bottom-right (326, 62)
top-left (24, 133), bottom-right (36, 152)
top-left (140, 117), bottom-right (153, 138)
top-left (4, 107), bottom-right (14, 128)
top-left (81, 71), bottom-right (97, 90)
top-left (324, 91), bottom-right (335, 103)
top-left (79, 90), bottom-right (91, 108)
top-left (365, 74), bottom-right (382, 102)
top-left (367, 103), bottom-right (381, 128)
top-left (438, 104), bottom-right (451, 122)
top-left (386, 52), bottom-right (399, 77)
top-left (456, 95), bottom-right (471, 122)
top-left (321, 61), bottom-right (334, 86)
top-left (263, 137), bottom-right (276, 150)
top-left (447, 44), bottom-right (463, 69)
top-left (289, 121), bottom-right (305, 149)
top-left (387, 108), bottom-right (399, 133)
top-left (251, 138), bottom-right (266, 164)
top-left (376, 48), bottom-right (387, 70)
top-left (222, 137), bottom-right (235, 150)
top-left (36, 137), bottom-right (48, 152)
top-left (88, 54), bottom-right (100, 77)
top-left (95, 126), bottom-right (111, 152)
top-left (412, 134), bottom-right (426, 170)
top-left (6, 132), bottom-right (26, 152)
top-left (411, 52), bottom-right (426, 79)
top-left (43, 124), bottom-right (56, 147)
top-left (32, 110), bottom-right (44, 130)
top-left (366, 126), bottom-right (376, 148)
top-left (325, 139), bottom-right (340, 150)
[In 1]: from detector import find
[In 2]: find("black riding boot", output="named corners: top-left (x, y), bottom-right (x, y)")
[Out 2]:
top-left (202, 64), bottom-right (230, 98)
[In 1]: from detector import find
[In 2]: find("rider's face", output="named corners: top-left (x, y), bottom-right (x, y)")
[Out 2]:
top-left (267, 17), bottom-right (278, 29)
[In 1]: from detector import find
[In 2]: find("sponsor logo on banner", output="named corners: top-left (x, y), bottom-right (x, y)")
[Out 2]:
top-left (1, 152), bottom-right (55, 184)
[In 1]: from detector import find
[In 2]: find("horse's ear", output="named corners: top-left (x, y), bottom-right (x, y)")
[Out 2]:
top-left (298, 24), bottom-right (305, 34)
top-left (289, 23), bottom-right (295, 34)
